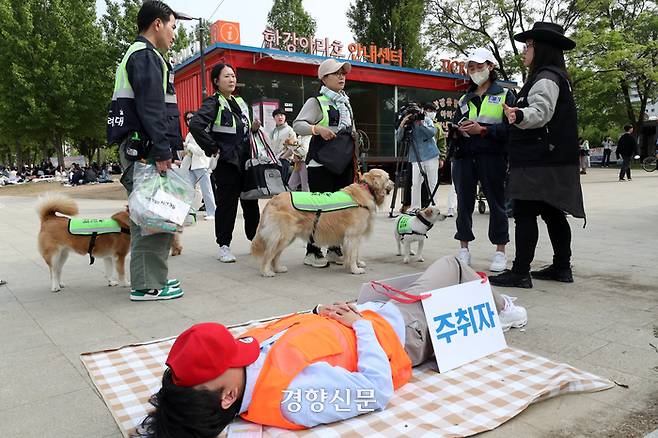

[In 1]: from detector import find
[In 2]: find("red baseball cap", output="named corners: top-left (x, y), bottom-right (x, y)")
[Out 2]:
top-left (166, 323), bottom-right (260, 387)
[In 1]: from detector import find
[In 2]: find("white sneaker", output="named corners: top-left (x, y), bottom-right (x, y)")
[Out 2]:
top-left (457, 248), bottom-right (471, 266)
top-left (490, 251), bottom-right (507, 272)
top-left (204, 215), bottom-right (215, 221)
top-left (217, 245), bottom-right (236, 263)
top-left (304, 252), bottom-right (329, 268)
top-left (326, 248), bottom-right (344, 265)
top-left (498, 294), bottom-right (527, 332)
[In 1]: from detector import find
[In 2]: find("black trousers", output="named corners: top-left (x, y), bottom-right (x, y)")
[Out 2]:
top-left (602, 149), bottom-right (612, 166)
top-left (452, 154), bottom-right (509, 245)
top-left (511, 200), bottom-right (572, 275)
top-left (213, 161), bottom-right (260, 247)
top-left (619, 156), bottom-right (631, 180)
top-left (306, 164), bottom-right (354, 255)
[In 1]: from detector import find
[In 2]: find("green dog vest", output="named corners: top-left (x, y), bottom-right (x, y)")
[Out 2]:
top-left (68, 218), bottom-right (122, 235)
top-left (291, 191), bottom-right (359, 212)
top-left (396, 214), bottom-right (414, 235)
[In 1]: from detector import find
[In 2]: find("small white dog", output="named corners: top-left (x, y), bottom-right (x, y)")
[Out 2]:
top-left (394, 207), bottom-right (446, 263)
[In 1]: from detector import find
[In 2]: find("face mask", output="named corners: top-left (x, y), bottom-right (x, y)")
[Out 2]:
top-left (470, 69), bottom-right (490, 86)
top-left (426, 112), bottom-right (436, 120)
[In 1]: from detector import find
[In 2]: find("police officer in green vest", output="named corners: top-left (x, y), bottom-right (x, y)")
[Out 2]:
top-left (188, 63), bottom-right (260, 263)
top-left (449, 48), bottom-right (516, 274)
top-left (106, 1), bottom-right (189, 301)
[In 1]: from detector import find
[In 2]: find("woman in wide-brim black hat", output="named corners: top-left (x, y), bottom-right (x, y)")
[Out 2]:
top-left (489, 22), bottom-right (585, 289)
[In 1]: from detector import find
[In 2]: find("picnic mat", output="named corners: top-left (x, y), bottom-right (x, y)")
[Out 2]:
top-left (81, 315), bottom-right (613, 438)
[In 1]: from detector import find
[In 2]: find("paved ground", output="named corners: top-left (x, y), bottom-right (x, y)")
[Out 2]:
top-left (0, 167), bottom-right (656, 437)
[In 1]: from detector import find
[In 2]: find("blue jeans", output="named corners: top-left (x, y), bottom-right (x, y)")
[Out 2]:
top-left (189, 168), bottom-right (216, 217)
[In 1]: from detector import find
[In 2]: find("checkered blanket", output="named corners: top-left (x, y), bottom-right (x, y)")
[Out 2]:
top-left (81, 315), bottom-right (613, 438)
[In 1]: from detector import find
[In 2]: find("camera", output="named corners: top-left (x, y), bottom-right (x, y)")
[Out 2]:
top-left (395, 103), bottom-right (425, 131)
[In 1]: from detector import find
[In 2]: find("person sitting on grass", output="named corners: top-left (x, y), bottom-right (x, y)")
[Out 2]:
top-left (134, 255), bottom-right (528, 437)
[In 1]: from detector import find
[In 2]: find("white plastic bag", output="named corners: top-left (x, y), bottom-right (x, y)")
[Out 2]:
top-left (128, 162), bottom-right (195, 236)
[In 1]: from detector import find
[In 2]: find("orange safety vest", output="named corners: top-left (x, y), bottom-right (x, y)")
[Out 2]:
top-left (239, 311), bottom-right (412, 430)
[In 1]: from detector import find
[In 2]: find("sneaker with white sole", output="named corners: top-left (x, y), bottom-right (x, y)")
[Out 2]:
top-left (326, 248), bottom-right (344, 265)
top-left (490, 251), bottom-right (507, 272)
top-left (304, 252), bottom-right (329, 268)
top-left (131, 278), bottom-right (180, 293)
top-left (457, 248), bottom-right (471, 266)
top-left (498, 294), bottom-right (527, 332)
top-left (130, 285), bottom-right (183, 301)
top-left (217, 245), bottom-right (236, 263)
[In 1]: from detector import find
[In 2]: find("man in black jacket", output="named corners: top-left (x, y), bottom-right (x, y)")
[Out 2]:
top-left (616, 124), bottom-right (636, 181)
top-left (107, 1), bottom-right (189, 301)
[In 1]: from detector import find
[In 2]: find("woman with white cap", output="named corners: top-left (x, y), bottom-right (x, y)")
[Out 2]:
top-left (293, 59), bottom-right (358, 268)
top-left (489, 22), bottom-right (584, 288)
top-left (449, 48), bottom-right (516, 273)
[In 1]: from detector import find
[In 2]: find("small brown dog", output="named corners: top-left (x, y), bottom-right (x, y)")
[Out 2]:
top-left (37, 194), bottom-right (131, 292)
top-left (251, 169), bottom-right (394, 277)
top-left (36, 194), bottom-right (185, 292)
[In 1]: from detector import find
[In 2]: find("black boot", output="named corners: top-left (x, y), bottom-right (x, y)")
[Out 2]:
top-left (489, 269), bottom-right (533, 289)
top-left (530, 265), bottom-right (573, 283)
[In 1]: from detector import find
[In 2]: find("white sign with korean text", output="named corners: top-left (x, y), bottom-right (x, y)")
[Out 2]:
top-left (422, 279), bottom-right (507, 373)
top-left (148, 189), bottom-right (190, 226)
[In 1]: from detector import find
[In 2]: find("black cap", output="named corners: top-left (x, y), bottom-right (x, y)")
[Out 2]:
top-left (514, 22), bottom-right (576, 50)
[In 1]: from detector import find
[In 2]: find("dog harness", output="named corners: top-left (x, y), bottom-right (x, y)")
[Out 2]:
top-left (68, 218), bottom-right (130, 265)
top-left (396, 213), bottom-right (434, 240)
top-left (290, 186), bottom-right (373, 244)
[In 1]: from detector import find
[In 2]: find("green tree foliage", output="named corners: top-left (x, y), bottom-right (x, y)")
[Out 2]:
top-left (100, 0), bottom-right (141, 65)
top-left (266, 0), bottom-right (317, 52)
top-left (425, 0), bottom-right (582, 80)
top-left (170, 26), bottom-right (191, 54)
top-left (190, 20), bottom-right (211, 49)
top-left (347, 0), bottom-right (429, 69)
top-left (0, 0), bottom-right (110, 167)
top-left (571, 0), bottom-right (658, 143)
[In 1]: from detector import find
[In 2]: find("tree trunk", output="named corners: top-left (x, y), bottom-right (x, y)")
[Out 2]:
top-left (54, 135), bottom-right (65, 168)
top-left (15, 139), bottom-right (23, 169)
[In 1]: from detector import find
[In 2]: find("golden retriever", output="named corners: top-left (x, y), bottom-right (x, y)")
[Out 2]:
top-left (251, 169), bottom-right (393, 277)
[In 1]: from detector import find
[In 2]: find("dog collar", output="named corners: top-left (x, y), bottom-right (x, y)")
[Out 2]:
top-left (359, 182), bottom-right (377, 200)
top-left (415, 212), bottom-right (434, 230)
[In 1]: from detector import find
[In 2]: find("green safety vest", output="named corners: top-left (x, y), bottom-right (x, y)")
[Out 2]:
top-left (111, 41), bottom-right (176, 104)
top-left (316, 95), bottom-right (340, 127)
top-left (212, 94), bottom-right (251, 134)
top-left (459, 91), bottom-right (507, 125)
top-left (396, 213), bottom-right (432, 237)
top-left (68, 218), bottom-right (123, 236)
top-left (290, 191), bottom-right (358, 212)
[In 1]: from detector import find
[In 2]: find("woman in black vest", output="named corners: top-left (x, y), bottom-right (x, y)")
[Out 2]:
top-left (489, 22), bottom-right (585, 289)
top-left (189, 63), bottom-right (260, 263)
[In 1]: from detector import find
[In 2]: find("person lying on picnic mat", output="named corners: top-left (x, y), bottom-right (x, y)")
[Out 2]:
top-left (137, 256), bottom-right (527, 437)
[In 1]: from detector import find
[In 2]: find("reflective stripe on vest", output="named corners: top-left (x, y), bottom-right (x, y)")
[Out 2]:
top-left (239, 311), bottom-right (412, 430)
top-left (316, 95), bottom-right (337, 127)
top-left (212, 95), bottom-right (251, 134)
top-left (111, 41), bottom-right (173, 103)
top-left (461, 91), bottom-right (507, 125)
top-left (290, 191), bottom-right (358, 212)
top-left (68, 218), bottom-right (121, 235)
